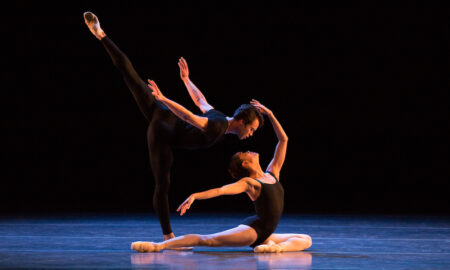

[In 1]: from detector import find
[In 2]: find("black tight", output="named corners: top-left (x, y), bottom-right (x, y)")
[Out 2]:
top-left (101, 36), bottom-right (177, 234)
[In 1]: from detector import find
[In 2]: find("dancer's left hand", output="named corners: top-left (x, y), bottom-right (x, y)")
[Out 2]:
top-left (250, 99), bottom-right (272, 116)
top-left (177, 194), bottom-right (195, 216)
top-left (148, 79), bottom-right (165, 101)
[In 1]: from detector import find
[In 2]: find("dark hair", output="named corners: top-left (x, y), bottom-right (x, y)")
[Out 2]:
top-left (228, 152), bottom-right (250, 179)
top-left (233, 104), bottom-right (264, 128)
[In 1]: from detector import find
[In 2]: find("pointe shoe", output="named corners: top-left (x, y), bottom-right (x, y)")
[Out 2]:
top-left (131, 241), bottom-right (145, 252)
top-left (83, 11), bottom-right (105, 39)
top-left (253, 244), bottom-right (268, 253)
top-left (131, 241), bottom-right (161, 253)
top-left (253, 241), bottom-right (282, 253)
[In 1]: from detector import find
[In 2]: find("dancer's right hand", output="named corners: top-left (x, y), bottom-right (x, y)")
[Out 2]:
top-left (178, 57), bottom-right (190, 81)
top-left (177, 194), bottom-right (195, 216)
top-left (148, 79), bottom-right (165, 101)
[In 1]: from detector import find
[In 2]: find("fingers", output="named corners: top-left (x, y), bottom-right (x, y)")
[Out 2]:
top-left (178, 57), bottom-right (188, 70)
top-left (177, 203), bottom-right (186, 215)
top-left (180, 57), bottom-right (187, 66)
top-left (179, 204), bottom-right (189, 216)
top-left (147, 79), bottom-right (159, 90)
top-left (177, 203), bottom-right (183, 212)
top-left (177, 200), bottom-right (190, 215)
top-left (250, 99), bottom-right (261, 105)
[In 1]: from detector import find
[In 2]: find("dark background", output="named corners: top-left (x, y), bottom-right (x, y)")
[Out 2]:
top-left (3, 3), bottom-right (449, 215)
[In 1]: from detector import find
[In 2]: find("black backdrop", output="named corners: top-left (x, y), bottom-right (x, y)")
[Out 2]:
top-left (3, 3), bottom-right (449, 215)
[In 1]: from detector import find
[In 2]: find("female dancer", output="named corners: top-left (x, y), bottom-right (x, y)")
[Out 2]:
top-left (131, 100), bottom-right (312, 253)
top-left (83, 12), bottom-right (264, 241)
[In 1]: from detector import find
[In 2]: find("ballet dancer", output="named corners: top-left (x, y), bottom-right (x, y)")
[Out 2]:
top-left (131, 100), bottom-right (312, 253)
top-left (83, 12), bottom-right (264, 241)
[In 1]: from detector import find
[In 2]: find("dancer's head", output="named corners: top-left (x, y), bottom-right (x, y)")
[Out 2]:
top-left (232, 104), bottom-right (264, 140)
top-left (228, 151), bottom-right (260, 179)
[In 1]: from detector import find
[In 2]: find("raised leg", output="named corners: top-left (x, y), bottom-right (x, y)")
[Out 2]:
top-left (84, 12), bottom-right (156, 121)
top-left (131, 225), bottom-right (258, 252)
top-left (254, 233), bottom-right (312, 253)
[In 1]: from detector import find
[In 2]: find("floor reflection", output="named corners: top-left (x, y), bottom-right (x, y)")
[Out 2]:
top-left (255, 252), bottom-right (312, 269)
top-left (131, 250), bottom-right (312, 269)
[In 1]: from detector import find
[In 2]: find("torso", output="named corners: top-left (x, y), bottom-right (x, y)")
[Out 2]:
top-left (241, 171), bottom-right (284, 247)
top-left (172, 109), bottom-right (228, 149)
top-left (246, 172), bottom-right (278, 201)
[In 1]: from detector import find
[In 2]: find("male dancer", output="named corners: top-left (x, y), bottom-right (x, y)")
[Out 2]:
top-left (83, 12), bottom-right (263, 241)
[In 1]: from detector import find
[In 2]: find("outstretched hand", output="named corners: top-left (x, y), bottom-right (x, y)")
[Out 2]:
top-left (250, 99), bottom-right (272, 116)
top-left (178, 57), bottom-right (189, 80)
top-left (177, 194), bottom-right (195, 216)
top-left (147, 79), bottom-right (165, 101)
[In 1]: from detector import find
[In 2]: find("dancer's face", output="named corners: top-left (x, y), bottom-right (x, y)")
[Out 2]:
top-left (240, 151), bottom-right (260, 166)
top-left (238, 119), bottom-right (260, 140)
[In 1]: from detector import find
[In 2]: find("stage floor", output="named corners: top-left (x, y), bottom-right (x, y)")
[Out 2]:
top-left (0, 213), bottom-right (449, 269)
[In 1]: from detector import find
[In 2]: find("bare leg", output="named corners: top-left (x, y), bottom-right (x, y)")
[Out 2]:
top-left (131, 225), bottom-right (257, 252)
top-left (254, 233), bottom-right (312, 253)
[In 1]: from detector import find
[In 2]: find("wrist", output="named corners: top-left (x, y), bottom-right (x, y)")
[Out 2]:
top-left (159, 96), bottom-right (169, 103)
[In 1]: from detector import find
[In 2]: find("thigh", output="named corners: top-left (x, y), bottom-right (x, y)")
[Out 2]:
top-left (263, 233), bottom-right (311, 244)
top-left (205, 225), bottom-right (258, 247)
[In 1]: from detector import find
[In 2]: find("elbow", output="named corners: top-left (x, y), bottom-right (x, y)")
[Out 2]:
top-left (279, 135), bottom-right (288, 143)
top-left (217, 188), bottom-right (224, 196)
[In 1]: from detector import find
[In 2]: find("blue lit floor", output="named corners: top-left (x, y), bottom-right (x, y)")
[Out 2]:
top-left (0, 213), bottom-right (449, 269)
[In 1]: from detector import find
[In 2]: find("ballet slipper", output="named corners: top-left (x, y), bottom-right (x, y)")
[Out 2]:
top-left (253, 240), bottom-right (283, 253)
top-left (131, 241), bottom-right (161, 253)
top-left (253, 244), bottom-right (269, 253)
top-left (83, 11), bottom-right (105, 39)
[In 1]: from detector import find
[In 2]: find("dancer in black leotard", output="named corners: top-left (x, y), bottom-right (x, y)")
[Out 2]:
top-left (131, 100), bottom-right (312, 253)
top-left (83, 12), bottom-right (264, 240)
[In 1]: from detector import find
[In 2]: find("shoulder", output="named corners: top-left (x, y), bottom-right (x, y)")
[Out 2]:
top-left (203, 110), bottom-right (228, 131)
top-left (266, 171), bottom-right (280, 182)
top-left (239, 177), bottom-right (262, 187)
top-left (204, 109), bottom-right (226, 119)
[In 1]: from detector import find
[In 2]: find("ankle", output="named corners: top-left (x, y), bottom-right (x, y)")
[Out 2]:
top-left (156, 243), bottom-right (165, 251)
top-left (96, 31), bottom-right (106, 40)
top-left (163, 232), bottom-right (175, 241)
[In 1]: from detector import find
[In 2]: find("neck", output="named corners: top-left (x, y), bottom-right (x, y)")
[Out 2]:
top-left (249, 168), bottom-right (265, 179)
top-left (225, 117), bottom-right (236, 134)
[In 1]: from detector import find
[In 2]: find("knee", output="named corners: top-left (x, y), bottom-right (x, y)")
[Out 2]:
top-left (154, 183), bottom-right (169, 192)
top-left (154, 180), bottom-right (170, 194)
top-left (112, 55), bottom-right (131, 70)
top-left (198, 235), bottom-right (217, 247)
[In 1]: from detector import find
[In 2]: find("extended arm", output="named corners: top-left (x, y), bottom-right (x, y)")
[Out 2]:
top-left (177, 179), bottom-right (249, 215)
top-left (147, 79), bottom-right (208, 131)
top-left (179, 57), bottom-right (214, 113)
top-left (250, 100), bottom-right (288, 179)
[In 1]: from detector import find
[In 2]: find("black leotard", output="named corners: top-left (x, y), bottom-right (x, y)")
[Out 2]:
top-left (99, 36), bottom-right (228, 234)
top-left (242, 171), bottom-right (284, 247)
